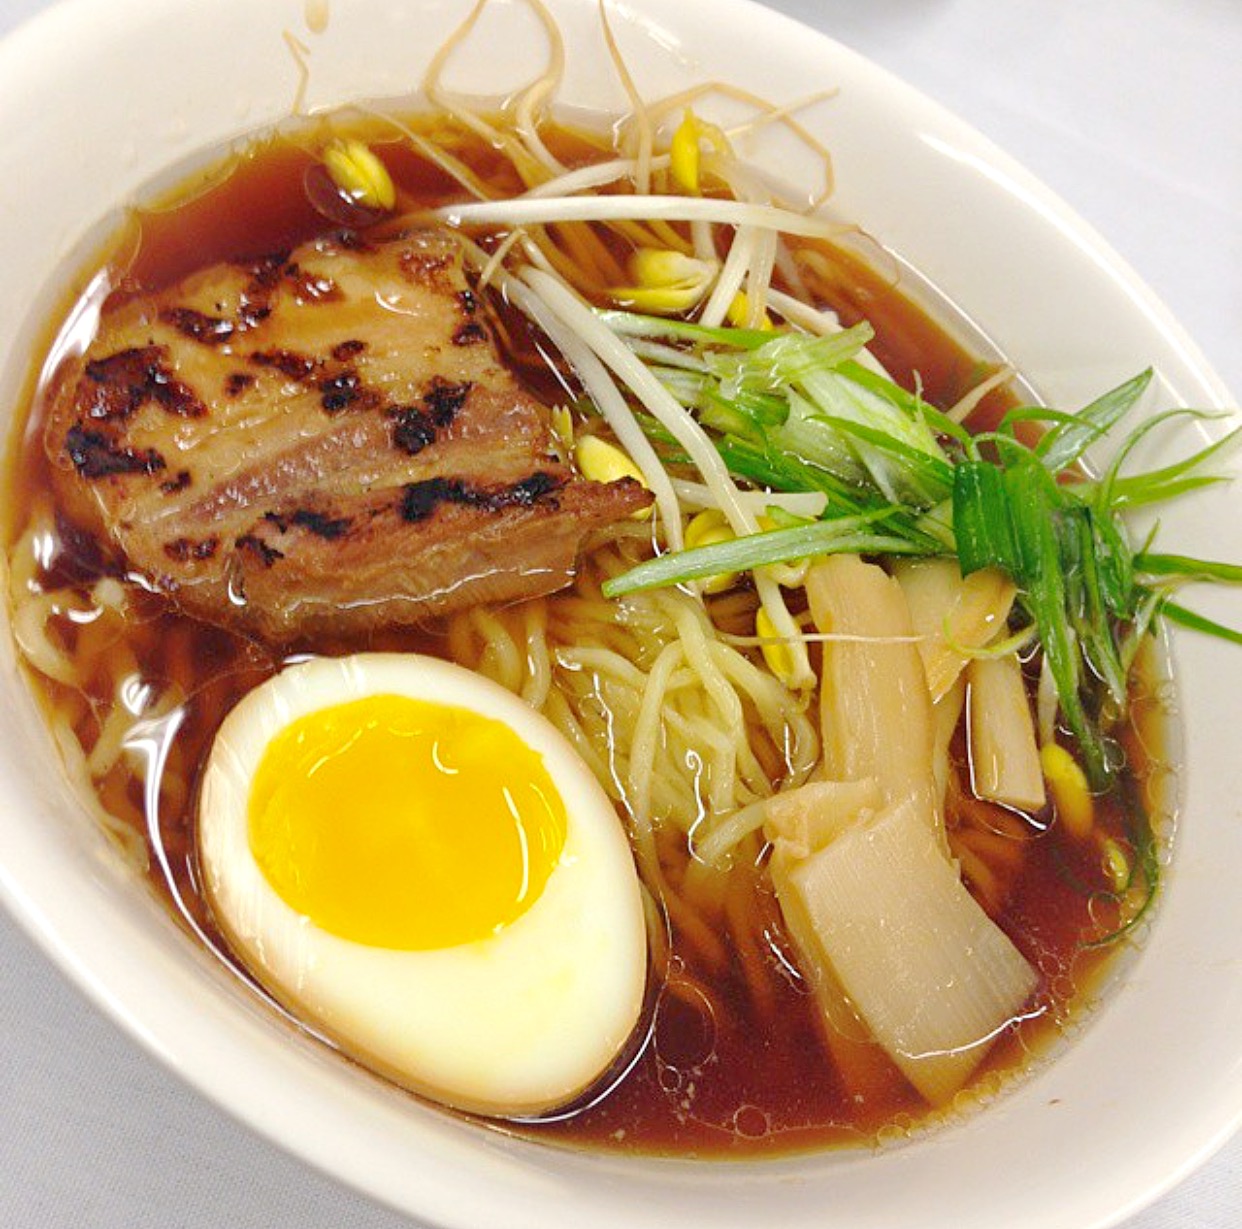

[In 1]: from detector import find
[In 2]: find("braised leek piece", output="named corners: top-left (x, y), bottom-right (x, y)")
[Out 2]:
top-left (804, 556), bottom-right (940, 838)
top-left (967, 654), bottom-right (1046, 813)
top-left (893, 558), bottom-right (1016, 702)
top-left (767, 792), bottom-right (1038, 1105)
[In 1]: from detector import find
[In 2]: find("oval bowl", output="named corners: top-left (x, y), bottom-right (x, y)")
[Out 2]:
top-left (0, 1), bottom-right (1240, 1228)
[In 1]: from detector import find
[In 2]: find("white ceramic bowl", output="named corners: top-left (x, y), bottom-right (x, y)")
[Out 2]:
top-left (1, 2), bottom-right (1240, 1227)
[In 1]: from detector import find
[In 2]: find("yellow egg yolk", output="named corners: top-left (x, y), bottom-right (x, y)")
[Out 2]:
top-left (247, 694), bottom-right (567, 950)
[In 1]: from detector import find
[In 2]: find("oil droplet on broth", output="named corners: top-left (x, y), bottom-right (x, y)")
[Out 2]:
top-left (653, 980), bottom-right (718, 1071)
top-left (731, 1104), bottom-right (771, 1139)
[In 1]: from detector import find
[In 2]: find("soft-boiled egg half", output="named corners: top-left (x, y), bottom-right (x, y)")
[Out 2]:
top-left (197, 652), bottom-right (648, 1117)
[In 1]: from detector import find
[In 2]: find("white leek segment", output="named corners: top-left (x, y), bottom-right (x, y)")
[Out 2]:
top-left (892, 558), bottom-right (1016, 702)
top-left (805, 556), bottom-right (939, 837)
top-left (767, 791), bottom-right (1038, 1105)
top-left (967, 654), bottom-right (1047, 813)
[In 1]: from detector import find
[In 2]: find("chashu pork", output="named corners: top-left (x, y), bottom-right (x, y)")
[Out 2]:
top-left (44, 228), bottom-right (650, 640)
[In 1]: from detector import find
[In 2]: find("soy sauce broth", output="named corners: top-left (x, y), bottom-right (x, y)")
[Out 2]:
top-left (3, 112), bottom-right (1173, 1156)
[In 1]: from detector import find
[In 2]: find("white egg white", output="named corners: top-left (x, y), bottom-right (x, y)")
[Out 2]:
top-left (197, 652), bottom-right (648, 1117)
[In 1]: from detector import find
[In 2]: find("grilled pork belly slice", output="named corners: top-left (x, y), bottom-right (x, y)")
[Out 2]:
top-left (44, 228), bottom-right (650, 639)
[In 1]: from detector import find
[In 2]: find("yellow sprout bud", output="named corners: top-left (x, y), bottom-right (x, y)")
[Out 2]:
top-left (610, 248), bottom-right (718, 315)
top-left (323, 138), bottom-right (396, 211)
top-left (576, 433), bottom-right (643, 485)
top-left (671, 109), bottom-right (703, 195)
top-left (1041, 743), bottom-right (1094, 840)
top-left (1100, 836), bottom-right (1131, 893)
top-left (630, 247), bottom-right (711, 287)
top-left (575, 435), bottom-right (651, 520)
top-left (684, 508), bottom-right (729, 548)
top-left (684, 509), bottom-right (738, 594)
top-left (726, 291), bottom-right (773, 331)
top-left (756, 606), bottom-right (796, 685)
top-left (550, 405), bottom-right (575, 456)
top-left (669, 108), bottom-right (730, 196)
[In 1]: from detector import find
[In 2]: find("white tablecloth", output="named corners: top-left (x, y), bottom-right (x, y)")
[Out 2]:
top-left (2, 0), bottom-right (1239, 1225)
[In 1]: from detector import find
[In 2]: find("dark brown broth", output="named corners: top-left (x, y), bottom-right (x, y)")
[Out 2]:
top-left (4, 116), bottom-right (1164, 1157)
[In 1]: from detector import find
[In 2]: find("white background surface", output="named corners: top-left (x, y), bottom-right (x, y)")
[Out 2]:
top-left (1, 0), bottom-right (1239, 1225)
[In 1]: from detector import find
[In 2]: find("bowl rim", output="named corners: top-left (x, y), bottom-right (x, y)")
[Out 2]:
top-left (1, 1), bottom-right (1241, 1228)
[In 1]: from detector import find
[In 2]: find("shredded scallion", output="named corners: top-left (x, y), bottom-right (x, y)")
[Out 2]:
top-left (596, 306), bottom-right (1242, 785)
